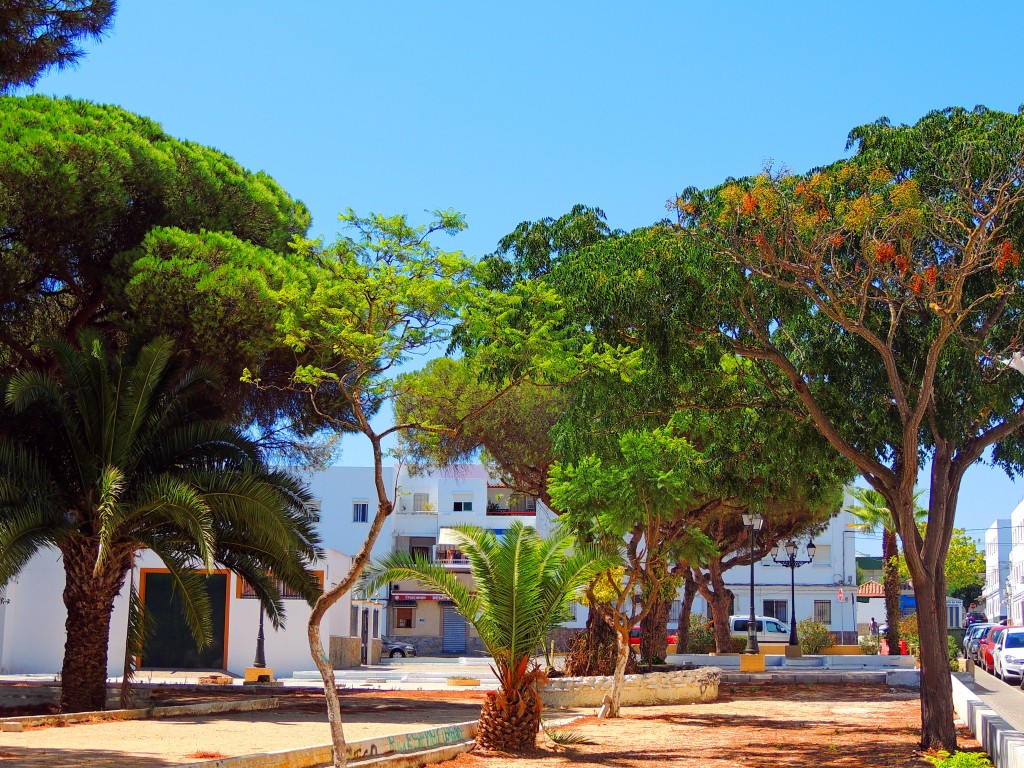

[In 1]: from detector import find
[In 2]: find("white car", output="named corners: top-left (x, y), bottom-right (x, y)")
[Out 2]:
top-left (993, 627), bottom-right (1024, 682)
top-left (728, 615), bottom-right (791, 643)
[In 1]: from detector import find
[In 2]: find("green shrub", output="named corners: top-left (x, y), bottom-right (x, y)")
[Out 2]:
top-left (797, 619), bottom-right (835, 654)
top-left (924, 749), bottom-right (992, 767)
top-left (947, 635), bottom-right (961, 671)
top-left (899, 613), bottom-right (919, 649)
top-left (686, 616), bottom-right (715, 653)
top-left (859, 636), bottom-right (880, 655)
top-left (730, 635), bottom-right (748, 653)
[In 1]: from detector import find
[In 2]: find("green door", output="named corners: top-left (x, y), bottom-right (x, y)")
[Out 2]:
top-left (141, 572), bottom-right (228, 669)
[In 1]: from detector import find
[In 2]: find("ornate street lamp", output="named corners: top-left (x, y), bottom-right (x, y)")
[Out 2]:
top-left (741, 512), bottom-right (764, 655)
top-left (771, 539), bottom-right (817, 656)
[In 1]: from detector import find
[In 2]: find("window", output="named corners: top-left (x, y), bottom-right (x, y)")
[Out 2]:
top-left (814, 600), bottom-right (832, 624)
top-left (353, 500), bottom-right (369, 523)
top-left (766, 620), bottom-right (787, 633)
top-left (239, 571), bottom-right (323, 599)
top-left (412, 493), bottom-right (431, 512)
top-left (763, 599), bottom-right (789, 624)
top-left (396, 607), bottom-right (414, 629)
top-left (350, 606), bottom-right (359, 637)
top-left (372, 609), bottom-right (379, 638)
top-left (453, 500), bottom-right (473, 512)
top-left (812, 544), bottom-right (831, 565)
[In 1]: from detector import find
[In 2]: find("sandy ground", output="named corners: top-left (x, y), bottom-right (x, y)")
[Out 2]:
top-left (0, 683), bottom-right (987, 768)
top-left (439, 683), bottom-right (984, 768)
top-left (0, 690), bottom-right (486, 767)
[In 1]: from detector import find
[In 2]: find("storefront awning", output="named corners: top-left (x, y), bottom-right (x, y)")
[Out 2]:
top-left (392, 592), bottom-right (446, 601)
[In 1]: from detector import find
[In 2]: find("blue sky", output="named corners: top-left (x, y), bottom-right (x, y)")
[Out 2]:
top-left (26, 1), bottom-right (1024, 550)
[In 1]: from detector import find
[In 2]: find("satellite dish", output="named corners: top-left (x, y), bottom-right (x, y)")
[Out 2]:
top-left (832, 575), bottom-right (844, 586)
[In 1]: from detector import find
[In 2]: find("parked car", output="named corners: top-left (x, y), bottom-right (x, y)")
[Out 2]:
top-left (728, 615), bottom-right (791, 643)
top-left (964, 622), bottom-right (994, 660)
top-left (993, 627), bottom-right (1024, 682)
top-left (963, 610), bottom-right (989, 629)
top-left (380, 635), bottom-right (416, 658)
top-left (629, 626), bottom-right (679, 647)
top-left (980, 626), bottom-right (1006, 673)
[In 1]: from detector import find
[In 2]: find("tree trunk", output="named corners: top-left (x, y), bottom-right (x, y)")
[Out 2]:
top-left (675, 572), bottom-right (698, 652)
top-left (59, 539), bottom-right (129, 713)
top-left (565, 603), bottom-right (633, 677)
top-left (639, 593), bottom-right (670, 663)
top-left (912, 564), bottom-right (956, 751)
top-left (476, 685), bottom-right (542, 751)
top-left (882, 528), bottom-right (903, 655)
top-left (601, 626), bottom-right (631, 719)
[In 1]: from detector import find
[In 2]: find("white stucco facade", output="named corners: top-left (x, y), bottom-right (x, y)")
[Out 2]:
top-left (983, 518), bottom-right (1012, 623)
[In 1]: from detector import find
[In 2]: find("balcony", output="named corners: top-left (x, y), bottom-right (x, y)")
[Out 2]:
top-left (486, 497), bottom-right (537, 516)
top-left (434, 546), bottom-right (471, 569)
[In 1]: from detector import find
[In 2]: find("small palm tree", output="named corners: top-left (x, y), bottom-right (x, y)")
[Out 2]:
top-left (0, 334), bottom-right (322, 712)
top-left (362, 521), bottom-right (611, 752)
top-left (845, 487), bottom-right (925, 656)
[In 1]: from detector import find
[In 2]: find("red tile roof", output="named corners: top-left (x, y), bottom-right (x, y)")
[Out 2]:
top-left (858, 580), bottom-right (885, 597)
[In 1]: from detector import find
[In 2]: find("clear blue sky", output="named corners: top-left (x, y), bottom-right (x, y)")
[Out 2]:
top-left (26, 1), bottom-right (1024, 549)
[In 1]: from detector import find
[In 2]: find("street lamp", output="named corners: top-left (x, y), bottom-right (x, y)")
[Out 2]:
top-left (253, 607), bottom-right (266, 669)
top-left (771, 539), bottom-right (817, 656)
top-left (741, 512), bottom-right (764, 655)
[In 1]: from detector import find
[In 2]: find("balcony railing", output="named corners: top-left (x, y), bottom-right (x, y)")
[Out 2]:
top-left (486, 503), bottom-right (536, 516)
top-left (433, 547), bottom-right (471, 568)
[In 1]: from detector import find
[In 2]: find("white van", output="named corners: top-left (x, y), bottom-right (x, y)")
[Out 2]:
top-left (728, 615), bottom-right (791, 643)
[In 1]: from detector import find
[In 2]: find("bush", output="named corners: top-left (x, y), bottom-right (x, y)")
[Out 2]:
top-left (859, 636), bottom-right (880, 655)
top-left (730, 636), bottom-right (748, 653)
top-left (899, 613), bottom-right (919, 650)
top-left (924, 749), bottom-right (992, 767)
top-left (797, 619), bottom-right (835, 654)
top-left (947, 635), bottom-right (960, 671)
top-left (686, 616), bottom-right (715, 653)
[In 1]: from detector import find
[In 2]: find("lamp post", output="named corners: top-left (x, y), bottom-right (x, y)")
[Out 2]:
top-left (253, 607), bottom-right (266, 669)
top-left (741, 512), bottom-right (764, 655)
top-left (771, 539), bottom-right (817, 656)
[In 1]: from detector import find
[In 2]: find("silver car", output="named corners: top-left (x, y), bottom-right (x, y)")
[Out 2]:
top-left (964, 623), bottom-right (993, 660)
top-left (993, 628), bottom-right (1024, 682)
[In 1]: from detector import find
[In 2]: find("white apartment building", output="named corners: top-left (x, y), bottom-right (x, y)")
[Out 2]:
top-left (304, 464), bottom-right (538, 655)
top-left (1007, 503), bottom-right (1024, 625)
top-left (984, 518), bottom-right (1012, 623)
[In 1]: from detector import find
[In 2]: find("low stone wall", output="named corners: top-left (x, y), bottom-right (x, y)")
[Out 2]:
top-left (541, 668), bottom-right (720, 709)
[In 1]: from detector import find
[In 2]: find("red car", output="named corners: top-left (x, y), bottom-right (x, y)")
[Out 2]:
top-left (980, 626), bottom-right (1006, 673)
top-left (629, 626), bottom-right (678, 646)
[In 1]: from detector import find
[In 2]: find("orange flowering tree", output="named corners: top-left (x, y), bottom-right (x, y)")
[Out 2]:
top-left (669, 106), bottom-right (1024, 751)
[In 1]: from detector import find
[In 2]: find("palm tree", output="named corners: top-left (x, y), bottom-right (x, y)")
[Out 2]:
top-left (0, 334), bottom-right (322, 713)
top-left (845, 487), bottom-right (925, 656)
top-left (362, 521), bottom-right (611, 752)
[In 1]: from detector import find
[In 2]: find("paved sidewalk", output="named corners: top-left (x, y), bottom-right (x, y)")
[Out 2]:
top-left (959, 666), bottom-right (1024, 732)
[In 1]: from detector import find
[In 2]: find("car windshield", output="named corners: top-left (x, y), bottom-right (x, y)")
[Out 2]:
top-left (1006, 634), bottom-right (1024, 649)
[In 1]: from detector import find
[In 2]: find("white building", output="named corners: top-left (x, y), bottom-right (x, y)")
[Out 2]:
top-left (0, 546), bottom-right (353, 678)
top-left (1006, 503), bottom-right (1024, 625)
top-left (983, 518), bottom-right (1013, 623)
top-left (304, 465), bottom-right (538, 655)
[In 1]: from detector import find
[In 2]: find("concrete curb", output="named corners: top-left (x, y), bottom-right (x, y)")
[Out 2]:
top-left (181, 721), bottom-right (479, 768)
top-left (951, 673), bottom-right (1024, 768)
top-left (0, 697), bottom-right (278, 732)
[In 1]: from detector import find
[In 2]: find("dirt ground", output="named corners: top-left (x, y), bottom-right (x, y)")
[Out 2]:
top-left (442, 683), bottom-right (984, 768)
top-left (0, 689), bottom-right (486, 767)
top-left (0, 683), bottom-right (987, 768)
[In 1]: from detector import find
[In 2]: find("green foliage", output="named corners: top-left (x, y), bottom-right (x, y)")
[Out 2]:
top-left (925, 750), bottom-right (992, 768)
top-left (0, 334), bottom-right (322, 709)
top-left (686, 616), bottom-right (716, 653)
top-left (899, 614), bottom-right (920, 650)
top-left (361, 522), bottom-right (613, 701)
top-left (797, 619), bottom-right (835, 654)
top-left (0, 96), bottom-right (311, 429)
top-left (0, 1), bottom-right (115, 92)
top-left (947, 635), bottom-right (961, 671)
top-left (542, 723), bottom-right (595, 746)
top-left (859, 636), bottom-right (880, 655)
top-left (730, 636), bottom-right (748, 653)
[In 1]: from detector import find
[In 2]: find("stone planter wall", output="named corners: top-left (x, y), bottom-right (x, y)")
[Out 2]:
top-left (541, 668), bottom-right (720, 709)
